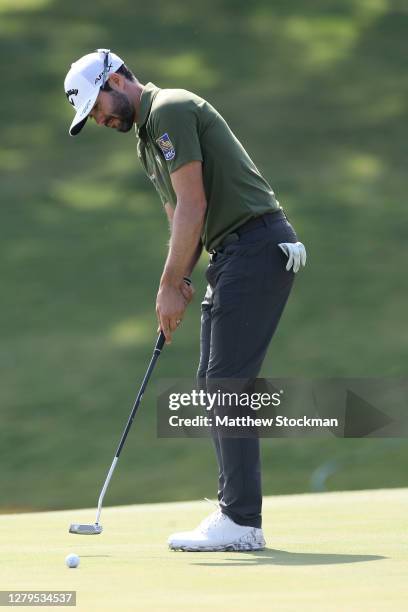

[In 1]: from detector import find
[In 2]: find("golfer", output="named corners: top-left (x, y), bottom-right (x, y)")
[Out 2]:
top-left (64, 49), bottom-right (306, 552)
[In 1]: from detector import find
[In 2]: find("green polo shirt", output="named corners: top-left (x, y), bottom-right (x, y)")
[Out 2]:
top-left (135, 82), bottom-right (280, 252)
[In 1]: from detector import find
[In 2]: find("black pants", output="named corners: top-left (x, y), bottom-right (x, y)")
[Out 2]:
top-left (197, 210), bottom-right (297, 528)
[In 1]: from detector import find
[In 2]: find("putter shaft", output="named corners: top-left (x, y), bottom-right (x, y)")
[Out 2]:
top-left (69, 332), bottom-right (166, 534)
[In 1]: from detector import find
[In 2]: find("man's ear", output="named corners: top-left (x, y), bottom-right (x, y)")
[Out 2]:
top-left (107, 72), bottom-right (124, 90)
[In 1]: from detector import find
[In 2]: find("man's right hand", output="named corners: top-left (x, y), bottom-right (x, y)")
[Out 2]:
top-left (156, 282), bottom-right (187, 344)
top-left (156, 278), bottom-right (195, 344)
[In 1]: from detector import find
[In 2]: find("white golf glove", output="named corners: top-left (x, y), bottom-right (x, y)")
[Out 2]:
top-left (278, 241), bottom-right (307, 273)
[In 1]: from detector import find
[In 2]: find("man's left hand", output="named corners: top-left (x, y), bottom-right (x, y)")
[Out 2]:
top-left (180, 279), bottom-right (195, 305)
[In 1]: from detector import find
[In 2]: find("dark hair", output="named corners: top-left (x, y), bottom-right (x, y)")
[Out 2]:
top-left (101, 63), bottom-right (135, 92)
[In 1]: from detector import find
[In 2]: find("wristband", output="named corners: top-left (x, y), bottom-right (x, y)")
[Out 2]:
top-left (183, 276), bottom-right (192, 286)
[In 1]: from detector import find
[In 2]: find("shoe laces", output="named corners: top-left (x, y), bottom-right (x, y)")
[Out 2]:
top-left (197, 509), bottom-right (220, 532)
top-left (204, 497), bottom-right (219, 510)
top-left (198, 501), bottom-right (229, 534)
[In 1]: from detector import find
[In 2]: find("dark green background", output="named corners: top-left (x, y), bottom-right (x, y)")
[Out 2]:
top-left (1, 0), bottom-right (407, 511)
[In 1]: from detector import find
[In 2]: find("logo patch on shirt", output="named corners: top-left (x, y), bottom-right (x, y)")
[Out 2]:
top-left (156, 132), bottom-right (176, 161)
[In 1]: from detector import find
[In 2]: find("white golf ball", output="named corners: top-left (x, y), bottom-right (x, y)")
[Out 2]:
top-left (65, 553), bottom-right (80, 568)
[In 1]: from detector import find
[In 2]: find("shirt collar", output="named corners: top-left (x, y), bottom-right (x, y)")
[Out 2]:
top-left (136, 82), bottom-right (160, 135)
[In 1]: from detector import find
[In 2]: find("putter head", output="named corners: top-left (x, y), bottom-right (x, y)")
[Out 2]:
top-left (69, 523), bottom-right (103, 535)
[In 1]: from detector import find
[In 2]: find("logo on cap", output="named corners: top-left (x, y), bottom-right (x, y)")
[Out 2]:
top-left (95, 63), bottom-right (113, 85)
top-left (80, 99), bottom-right (93, 117)
top-left (66, 88), bottom-right (79, 106)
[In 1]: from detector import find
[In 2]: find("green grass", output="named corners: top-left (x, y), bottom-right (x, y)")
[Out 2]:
top-left (0, 489), bottom-right (407, 611)
top-left (1, 0), bottom-right (408, 512)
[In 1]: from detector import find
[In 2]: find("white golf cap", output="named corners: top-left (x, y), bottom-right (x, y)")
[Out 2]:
top-left (64, 49), bottom-right (124, 136)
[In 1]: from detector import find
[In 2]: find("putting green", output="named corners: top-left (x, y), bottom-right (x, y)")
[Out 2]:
top-left (0, 488), bottom-right (407, 611)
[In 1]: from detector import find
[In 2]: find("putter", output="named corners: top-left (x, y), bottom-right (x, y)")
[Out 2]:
top-left (69, 330), bottom-right (166, 535)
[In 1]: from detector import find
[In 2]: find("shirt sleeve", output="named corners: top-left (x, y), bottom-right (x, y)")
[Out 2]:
top-left (150, 96), bottom-right (203, 174)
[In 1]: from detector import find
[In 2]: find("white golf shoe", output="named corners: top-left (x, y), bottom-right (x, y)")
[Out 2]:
top-left (167, 509), bottom-right (266, 552)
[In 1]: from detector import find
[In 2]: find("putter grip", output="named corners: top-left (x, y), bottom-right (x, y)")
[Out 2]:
top-left (155, 330), bottom-right (166, 352)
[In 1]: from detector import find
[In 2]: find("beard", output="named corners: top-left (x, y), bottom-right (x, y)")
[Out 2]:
top-left (107, 90), bottom-right (135, 132)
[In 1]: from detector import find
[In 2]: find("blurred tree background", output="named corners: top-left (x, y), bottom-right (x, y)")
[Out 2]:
top-left (0, 0), bottom-right (407, 511)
